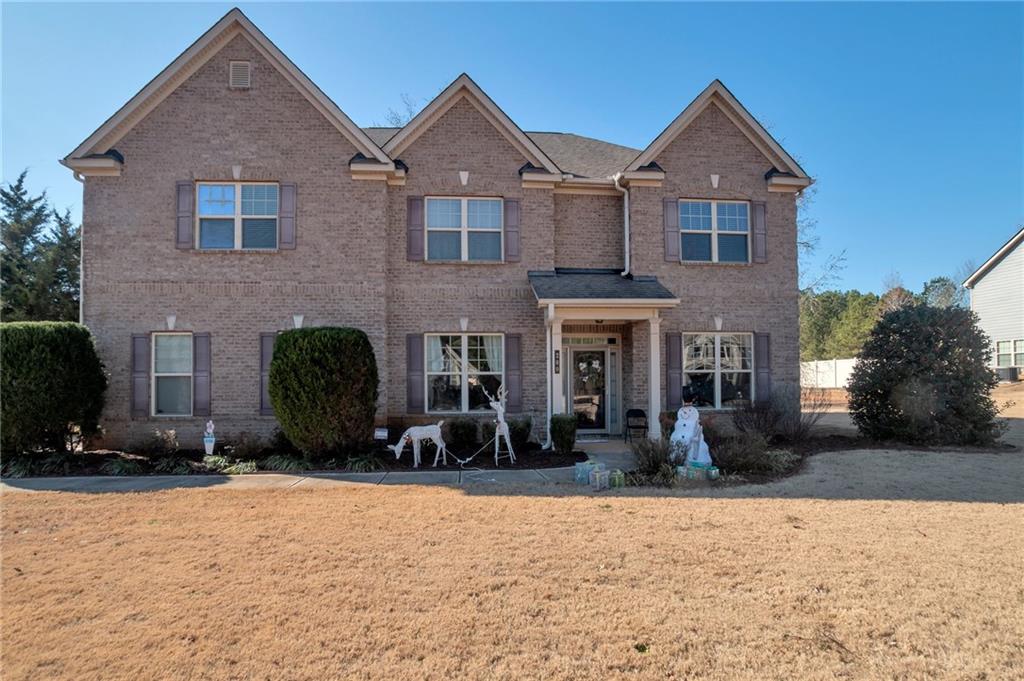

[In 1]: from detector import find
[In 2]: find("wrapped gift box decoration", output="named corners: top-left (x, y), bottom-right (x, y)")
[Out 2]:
top-left (590, 468), bottom-right (610, 491)
top-left (609, 469), bottom-right (626, 488)
top-left (675, 465), bottom-right (688, 478)
top-left (574, 461), bottom-right (604, 484)
top-left (685, 466), bottom-right (701, 480)
top-left (706, 466), bottom-right (720, 480)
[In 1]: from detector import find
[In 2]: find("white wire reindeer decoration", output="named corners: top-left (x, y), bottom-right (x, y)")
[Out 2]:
top-left (389, 421), bottom-right (450, 468)
top-left (481, 385), bottom-right (515, 466)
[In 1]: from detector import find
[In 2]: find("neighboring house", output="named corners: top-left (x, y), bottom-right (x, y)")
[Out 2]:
top-left (963, 227), bottom-right (1024, 375)
top-left (61, 9), bottom-right (812, 447)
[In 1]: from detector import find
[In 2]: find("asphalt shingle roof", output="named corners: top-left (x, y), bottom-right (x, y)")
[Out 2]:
top-left (528, 269), bottom-right (677, 301)
top-left (360, 127), bottom-right (640, 179)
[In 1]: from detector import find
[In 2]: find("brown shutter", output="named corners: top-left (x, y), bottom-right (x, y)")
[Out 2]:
top-left (663, 198), bottom-right (680, 262)
top-left (503, 199), bottom-right (521, 262)
top-left (754, 332), bottom-right (772, 404)
top-left (130, 333), bottom-right (150, 417)
top-left (192, 333), bottom-right (211, 417)
top-left (259, 333), bottom-right (276, 415)
top-left (406, 334), bottom-right (424, 413)
top-left (279, 183), bottom-right (297, 249)
top-left (752, 201), bottom-right (767, 263)
top-left (407, 197), bottom-right (424, 261)
top-left (504, 334), bottom-right (522, 412)
top-left (176, 181), bottom-right (194, 249)
top-left (666, 332), bottom-right (682, 410)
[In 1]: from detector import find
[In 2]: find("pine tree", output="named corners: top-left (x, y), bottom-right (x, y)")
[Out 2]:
top-left (36, 209), bottom-right (81, 321)
top-left (1, 171), bottom-right (51, 321)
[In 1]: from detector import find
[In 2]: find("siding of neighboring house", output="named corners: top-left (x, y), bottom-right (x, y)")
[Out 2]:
top-left (971, 239), bottom-right (1024, 366)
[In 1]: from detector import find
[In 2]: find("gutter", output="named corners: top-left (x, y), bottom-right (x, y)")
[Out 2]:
top-left (612, 173), bottom-right (630, 276)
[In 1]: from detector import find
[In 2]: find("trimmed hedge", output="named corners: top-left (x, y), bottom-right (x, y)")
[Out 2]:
top-left (0, 322), bottom-right (107, 454)
top-left (268, 327), bottom-right (379, 456)
top-left (550, 414), bottom-right (578, 456)
top-left (848, 304), bottom-right (1001, 445)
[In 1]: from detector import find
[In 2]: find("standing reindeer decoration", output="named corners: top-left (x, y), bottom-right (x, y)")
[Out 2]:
top-left (389, 421), bottom-right (450, 468)
top-left (482, 385), bottom-right (516, 466)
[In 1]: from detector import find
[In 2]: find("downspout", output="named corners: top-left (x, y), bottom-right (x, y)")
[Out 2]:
top-left (613, 173), bottom-right (630, 276)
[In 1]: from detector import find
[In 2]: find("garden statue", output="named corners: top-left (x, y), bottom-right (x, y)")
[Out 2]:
top-left (389, 421), bottom-right (449, 468)
top-left (482, 385), bottom-right (516, 465)
top-left (670, 389), bottom-right (712, 466)
top-left (203, 420), bottom-right (216, 456)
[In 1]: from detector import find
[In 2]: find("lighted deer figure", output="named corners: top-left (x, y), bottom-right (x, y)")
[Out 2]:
top-left (482, 385), bottom-right (516, 465)
top-left (389, 421), bottom-right (449, 468)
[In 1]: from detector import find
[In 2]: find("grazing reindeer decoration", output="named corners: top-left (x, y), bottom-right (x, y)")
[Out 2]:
top-left (389, 421), bottom-right (449, 468)
top-left (482, 385), bottom-right (516, 465)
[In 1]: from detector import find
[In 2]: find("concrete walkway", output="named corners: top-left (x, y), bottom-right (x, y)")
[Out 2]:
top-left (0, 441), bottom-right (637, 494)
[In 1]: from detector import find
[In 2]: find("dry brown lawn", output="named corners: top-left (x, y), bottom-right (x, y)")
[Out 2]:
top-left (3, 481), bottom-right (1022, 681)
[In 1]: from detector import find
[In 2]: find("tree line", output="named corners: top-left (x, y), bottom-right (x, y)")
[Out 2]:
top-left (1, 171), bottom-right (81, 322)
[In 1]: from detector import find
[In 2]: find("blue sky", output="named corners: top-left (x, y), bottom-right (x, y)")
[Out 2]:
top-left (2, 2), bottom-right (1021, 293)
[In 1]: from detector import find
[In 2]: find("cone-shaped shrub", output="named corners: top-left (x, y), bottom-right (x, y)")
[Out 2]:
top-left (268, 327), bottom-right (379, 455)
top-left (1, 322), bottom-right (107, 453)
top-left (847, 304), bottom-right (1001, 445)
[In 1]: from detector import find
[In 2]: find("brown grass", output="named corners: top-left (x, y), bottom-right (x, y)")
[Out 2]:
top-left (3, 485), bottom-right (1022, 680)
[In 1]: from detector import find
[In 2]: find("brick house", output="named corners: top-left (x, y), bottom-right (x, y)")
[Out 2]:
top-left (62, 9), bottom-right (812, 448)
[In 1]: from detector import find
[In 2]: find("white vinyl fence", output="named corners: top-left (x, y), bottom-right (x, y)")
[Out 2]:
top-left (801, 358), bottom-right (857, 389)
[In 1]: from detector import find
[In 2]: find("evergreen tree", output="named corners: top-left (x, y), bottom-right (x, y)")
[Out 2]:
top-left (36, 209), bottom-right (81, 321)
top-left (823, 291), bottom-right (880, 358)
top-left (1, 171), bottom-right (51, 320)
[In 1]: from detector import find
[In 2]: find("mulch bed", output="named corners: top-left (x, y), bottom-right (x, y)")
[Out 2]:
top-left (379, 444), bottom-right (587, 471)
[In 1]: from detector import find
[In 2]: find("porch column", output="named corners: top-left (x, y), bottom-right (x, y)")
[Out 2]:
top-left (648, 315), bottom-right (662, 439)
top-left (551, 315), bottom-right (565, 414)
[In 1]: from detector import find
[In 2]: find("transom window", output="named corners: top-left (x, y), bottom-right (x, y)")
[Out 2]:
top-left (679, 200), bottom-right (750, 263)
top-left (426, 333), bottom-right (504, 412)
top-left (152, 333), bottom-right (192, 416)
top-left (996, 340), bottom-right (1024, 368)
top-left (197, 182), bottom-right (279, 250)
top-left (426, 197), bottom-right (503, 262)
top-left (682, 333), bottom-right (753, 408)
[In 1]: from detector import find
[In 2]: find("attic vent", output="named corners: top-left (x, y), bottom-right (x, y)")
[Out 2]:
top-left (229, 61), bottom-right (251, 89)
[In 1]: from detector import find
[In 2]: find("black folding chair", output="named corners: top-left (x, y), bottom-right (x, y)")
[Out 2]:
top-left (624, 409), bottom-right (648, 442)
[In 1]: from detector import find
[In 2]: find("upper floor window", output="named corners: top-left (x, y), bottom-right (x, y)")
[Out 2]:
top-left (426, 197), bottom-right (503, 262)
top-left (679, 200), bottom-right (749, 263)
top-left (197, 182), bottom-right (278, 250)
top-left (426, 333), bottom-right (504, 412)
top-left (153, 332), bottom-right (192, 416)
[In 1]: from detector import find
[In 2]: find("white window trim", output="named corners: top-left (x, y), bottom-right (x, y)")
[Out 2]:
top-left (424, 196), bottom-right (504, 262)
top-left (996, 339), bottom-right (1024, 368)
top-left (681, 332), bottom-right (754, 409)
top-left (679, 199), bottom-right (751, 264)
top-left (151, 332), bottom-right (193, 417)
top-left (425, 332), bottom-right (505, 413)
top-left (196, 181), bottom-right (279, 251)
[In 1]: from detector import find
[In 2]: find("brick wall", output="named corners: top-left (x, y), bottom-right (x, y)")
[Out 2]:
top-left (553, 193), bottom-right (623, 269)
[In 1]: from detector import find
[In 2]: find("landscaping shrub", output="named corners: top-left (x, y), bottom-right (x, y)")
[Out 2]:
top-left (260, 454), bottom-right (311, 472)
top-left (776, 385), bottom-right (828, 443)
top-left (732, 399), bottom-right (783, 441)
top-left (131, 429), bottom-right (180, 456)
top-left (481, 416), bottom-right (533, 450)
top-left (345, 450), bottom-right (388, 472)
top-left (445, 417), bottom-right (479, 452)
top-left (268, 327), bottom-right (379, 456)
top-left (712, 432), bottom-right (799, 476)
top-left (700, 415), bottom-right (728, 452)
top-left (151, 455), bottom-right (194, 475)
top-left (100, 457), bottom-right (143, 476)
top-left (269, 428), bottom-right (298, 455)
top-left (847, 304), bottom-right (1002, 445)
top-left (0, 322), bottom-right (107, 454)
top-left (550, 414), bottom-right (578, 456)
top-left (632, 437), bottom-right (674, 476)
top-left (228, 432), bottom-right (265, 460)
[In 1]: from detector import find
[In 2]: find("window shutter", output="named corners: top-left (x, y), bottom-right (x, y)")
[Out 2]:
top-left (406, 334), bottom-right (424, 413)
top-left (131, 334), bottom-right (150, 417)
top-left (503, 199), bottom-right (521, 262)
top-left (279, 183), bottom-right (297, 249)
top-left (259, 333), bottom-right (276, 415)
top-left (407, 197), bottom-right (424, 261)
top-left (663, 198), bottom-right (680, 262)
top-left (176, 181), bottom-right (194, 249)
top-left (505, 334), bottom-right (522, 412)
top-left (666, 332), bottom-right (682, 410)
top-left (192, 333), bottom-right (212, 417)
top-left (752, 201), bottom-right (767, 263)
top-left (754, 332), bottom-right (772, 404)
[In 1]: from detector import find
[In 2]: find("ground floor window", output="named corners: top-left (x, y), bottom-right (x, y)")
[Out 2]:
top-left (996, 339), bottom-right (1024, 367)
top-left (426, 333), bottom-right (503, 412)
top-left (152, 332), bottom-right (193, 416)
top-left (682, 333), bottom-right (753, 408)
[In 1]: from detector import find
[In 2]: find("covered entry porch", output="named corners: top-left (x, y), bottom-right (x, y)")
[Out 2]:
top-left (529, 269), bottom-right (680, 441)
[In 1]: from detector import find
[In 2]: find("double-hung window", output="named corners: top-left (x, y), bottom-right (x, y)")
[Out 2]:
top-left (152, 333), bottom-right (193, 416)
top-left (426, 333), bottom-right (504, 412)
top-left (197, 182), bottom-right (279, 250)
top-left (682, 333), bottom-right (753, 408)
top-left (996, 340), bottom-right (1024, 367)
top-left (426, 197), bottom-right (503, 261)
top-left (679, 199), bottom-right (750, 263)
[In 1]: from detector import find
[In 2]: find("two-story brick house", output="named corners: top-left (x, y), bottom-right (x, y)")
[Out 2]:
top-left (62, 9), bottom-right (812, 448)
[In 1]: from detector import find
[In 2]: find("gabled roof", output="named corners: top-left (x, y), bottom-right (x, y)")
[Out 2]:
top-left (529, 268), bottom-right (678, 303)
top-left (382, 74), bottom-right (561, 175)
top-left (625, 80), bottom-right (809, 180)
top-left (62, 7), bottom-right (390, 169)
top-left (963, 227), bottom-right (1024, 288)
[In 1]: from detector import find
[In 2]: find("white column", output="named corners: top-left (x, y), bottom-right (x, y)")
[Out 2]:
top-left (551, 316), bottom-right (565, 414)
top-left (648, 315), bottom-right (662, 439)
